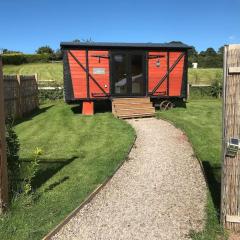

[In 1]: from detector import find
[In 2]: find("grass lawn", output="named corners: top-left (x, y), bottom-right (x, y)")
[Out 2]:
top-left (3, 62), bottom-right (222, 86)
top-left (156, 100), bottom-right (227, 240)
top-left (3, 63), bottom-right (63, 83)
top-left (188, 68), bottom-right (223, 85)
top-left (0, 102), bottom-right (135, 240)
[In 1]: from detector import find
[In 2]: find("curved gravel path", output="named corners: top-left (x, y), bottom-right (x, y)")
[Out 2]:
top-left (52, 118), bottom-right (207, 240)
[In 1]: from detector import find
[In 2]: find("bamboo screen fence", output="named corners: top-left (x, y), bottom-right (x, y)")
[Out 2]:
top-left (221, 44), bottom-right (240, 230)
top-left (3, 74), bottom-right (39, 118)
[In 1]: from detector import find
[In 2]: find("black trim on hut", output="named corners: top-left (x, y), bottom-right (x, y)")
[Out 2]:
top-left (63, 50), bottom-right (74, 103)
top-left (60, 42), bottom-right (191, 51)
top-left (61, 42), bottom-right (191, 102)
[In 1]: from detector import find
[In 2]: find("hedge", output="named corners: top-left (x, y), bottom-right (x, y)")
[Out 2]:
top-left (39, 88), bottom-right (64, 103)
top-left (189, 85), bottom-right (222, 99)
top-left (2, 53), bottom-right (51, 65)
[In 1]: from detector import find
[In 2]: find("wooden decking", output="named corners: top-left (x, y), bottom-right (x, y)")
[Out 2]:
top-left (112, 97), bottom-right (155, 119)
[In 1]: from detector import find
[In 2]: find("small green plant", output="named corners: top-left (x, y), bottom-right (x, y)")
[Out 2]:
top-left (211, 72), bottom-right (223, 98)
top-left (5, 117), bottom-right (21, 196)
top-left (39, 88), bottom-right (63, 103)
top-left (23, 147), bottom-right (42, 194)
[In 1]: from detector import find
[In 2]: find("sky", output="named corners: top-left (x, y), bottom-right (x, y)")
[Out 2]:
top-left (0, 0), bottom-right (239, 53)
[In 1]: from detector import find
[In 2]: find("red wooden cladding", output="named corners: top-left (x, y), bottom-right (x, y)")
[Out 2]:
top-left (169, 52), bottom-right (184, 96)
top-left (68, 50), bottom-right (87, 98)
top-left (68, 50), bottom-right (185, 99)
top-left (68, 50), bottom-right (110, 99)
top-left (148, 52), bottom-right (168, 95)
top-left (148, 51), bottom-right (185, 96)
top-left (88, 50), bottom-right (110, 98)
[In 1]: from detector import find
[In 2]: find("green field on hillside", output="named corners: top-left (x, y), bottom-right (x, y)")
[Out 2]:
top-left (188, 68), bottom-right (223, 85)
top-left (3, 63), bottom-right (223, 85)
top-left (3, 63), bottom-right (63, 83)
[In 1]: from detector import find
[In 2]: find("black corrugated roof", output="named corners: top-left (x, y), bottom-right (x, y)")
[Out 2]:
top-left (60, 41), bottom-right (191, 50)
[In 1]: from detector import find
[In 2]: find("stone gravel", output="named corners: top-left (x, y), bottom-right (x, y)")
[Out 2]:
top-left (52, 118), bottom-right (207, 240)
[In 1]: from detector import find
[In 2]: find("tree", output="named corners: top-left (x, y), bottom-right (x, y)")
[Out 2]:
top-left (188, 46), bottom-right (198, 67)
top-left (2, 49), bottom-right (22, 54)
top-left (54, 49), bottom-right (63, 60)
top-left (197, 47), bottom-right (222, 68)
top-left (218, 46), bottom-right (224, 55)
top-left (36, 46), bottom-right (54, 55)
top-left (205, 47), bottom-right (217, 56)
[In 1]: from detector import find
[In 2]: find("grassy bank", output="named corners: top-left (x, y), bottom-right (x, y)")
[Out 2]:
top-left (0, 102), bottom-right (135, 240)
top-left (3, 62), bottom-right (222, 85)
top-left (156, 100), bottom-right (226, 240)
top-left (3, 63), bottom-right (63, 83)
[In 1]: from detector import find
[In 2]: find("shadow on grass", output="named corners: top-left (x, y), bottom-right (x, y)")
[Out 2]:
top-left (71, 100), bottom-right (112, 115)
top-left (14, 105), bottom-right (53, 125)
top-left (21, 156), bottom-right (77, 189)
top-left (202, 161), bottom-right (221, 213)
top-left (44, 176), bottom-right (70, 192)
top-left (174, 100), bottom-right (186, 108)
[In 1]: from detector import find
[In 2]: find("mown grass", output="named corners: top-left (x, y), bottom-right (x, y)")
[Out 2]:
top-left (3, 62), bottom-right (222, 85)
top-left (3, 63), bottom-right (63, 83)
top-left (156, 100), bottom-right (227, 240)
top-left (0, 102), bottom-right (135, 240)
top-left (188, 68), bottom-right (223, 85)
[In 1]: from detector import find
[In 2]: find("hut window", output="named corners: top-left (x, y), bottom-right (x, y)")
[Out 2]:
top-left (114, 55), bottom-right (123, 62)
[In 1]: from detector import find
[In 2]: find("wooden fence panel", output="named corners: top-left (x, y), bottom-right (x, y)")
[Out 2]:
top-left (221, 44), bottom-right (240, 231)
top-left (19, 75), bottom-right (38, 116)
top-left (0, 55), bottom-right (8, 213)
top-left (4, 75), bottom-right (20, 118)
top-left (3, 74), bottom-right (38, 118)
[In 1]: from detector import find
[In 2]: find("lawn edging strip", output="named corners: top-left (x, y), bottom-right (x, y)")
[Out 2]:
top-left (42, 134), bottom-right (137, 240)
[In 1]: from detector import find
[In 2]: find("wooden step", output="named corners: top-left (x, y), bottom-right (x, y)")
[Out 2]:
top-left (112, 97), bottom-right (151, 104)
top-left (112, 97), bottom-right (155, 119)
top-left (113, 102), bottom-right (152, 108)
top-left (117, 112), bottom-right (155, 119)
top-left (115, 108), bottom-right (155, 115)
top-left (115, 106), bottom-right (155, 112)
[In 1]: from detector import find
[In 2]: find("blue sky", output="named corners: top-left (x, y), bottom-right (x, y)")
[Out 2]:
top-left (0, 0), bottom-right (239, 53)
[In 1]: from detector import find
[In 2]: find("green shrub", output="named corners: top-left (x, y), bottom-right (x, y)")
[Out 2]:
top-left (5, 117), bottom-right (21, 196)
top-left (39, 88), bottom-right (63, 102)
top-left (5, 117), bottom-right (43, 198)
top-left (2, 54), bottom-right (26, 65)
top-left (211, 80), bottom-right (222, 98)
top-left (25, 54), bottom-right (51, 63)
top-left (210, 72), bottom-right (223, 98)
top-left (190, 72), bottom-right (222, 99)
top-left (189, 86), bottom-right (213, 99)
top-left (2, 53), bottom-right (51, 65)
top-left (23, 148), bottom-right (42, 195)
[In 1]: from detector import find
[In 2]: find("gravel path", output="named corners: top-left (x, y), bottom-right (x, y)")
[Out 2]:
top-left (52, 118), bottom-right (207, 240)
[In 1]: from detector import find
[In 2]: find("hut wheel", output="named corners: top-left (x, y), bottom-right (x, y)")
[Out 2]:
top-left (159, 100), bottom-right (174, 111)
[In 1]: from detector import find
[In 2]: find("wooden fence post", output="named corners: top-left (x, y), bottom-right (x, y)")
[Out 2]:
top-left (221, 44), bottom-right (240, 231)
top-left (0, 52), bottom-right (8, 213)
top-left (35, 73), bottom-right (38, 82)
top-left (187, 83), bottom-right (190, 98)
top-left (16, 74), bottom-right (22, 118)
